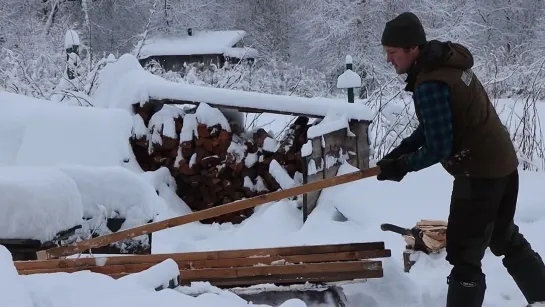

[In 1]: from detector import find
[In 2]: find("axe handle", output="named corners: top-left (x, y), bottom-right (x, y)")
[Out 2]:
top-left (380, 223), bottom-right (412, 236)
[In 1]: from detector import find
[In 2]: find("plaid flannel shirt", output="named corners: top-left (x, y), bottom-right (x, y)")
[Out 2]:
top-left (405, 81), bottom-right (453, 171)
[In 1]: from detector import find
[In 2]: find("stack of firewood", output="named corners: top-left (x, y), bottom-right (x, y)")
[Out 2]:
top-left (403, 220), bottom-right (447, 253)
top-left (129, 100), bottom-right (310, 223)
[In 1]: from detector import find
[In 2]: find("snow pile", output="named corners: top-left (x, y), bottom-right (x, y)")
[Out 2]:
top-left (269, 159), bottom-right (297, 190)
top-left (301, 140), bottom-right (313, 157)
top-left (57, 165), bottom-right (161, 221)
top-left (139, 167), bottom-right (193, 217)
top-left (149, 162), bottom-right (545, 306)
top-left (118, 258), bottom-right (179, 290)
top-left (307, 111), bottom-right (354, 139)
top-left (91, 54), bottom-right (159, 112)
top-left (0, 166), bottom-right (83, 242)
top-left (337, 71), bottom-right (361, 89)
top-left (0, 163), bottom-right (168, 242)
top-left (223, 47), bottom-right (259, 59)
top-left (0, 91), bottom-right (135, 168)
top-left (0, 246), bottom-right (33, 307)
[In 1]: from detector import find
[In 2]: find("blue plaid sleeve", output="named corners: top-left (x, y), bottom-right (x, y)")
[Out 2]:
top-left (405, 81), bottom-right (453, 171)
top-left (405, 124), bottom-right (425, 148)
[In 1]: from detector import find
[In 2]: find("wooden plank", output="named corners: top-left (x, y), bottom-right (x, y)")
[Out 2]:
top-left (108, 269), bottom-right (383, 285)
top-left (159, 99), bottom-right (372, 122)
top-left (186, 270), bottom-right (384, 288)
top-left (17, 250), bottom-right (391, 275)
top-left (16, 242), bottom-right (389, 271)
top-left (19, 259), bottom-right (381, 278)
top-left (20, 260), bottom-right (381, 283)
top-left (179, 260), bottom-right (381, 280)
top-left (43, 167), bottom-right (381, 259)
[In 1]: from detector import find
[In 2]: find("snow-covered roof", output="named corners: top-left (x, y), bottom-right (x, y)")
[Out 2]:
top-left (93, 54), bottom-right (373, 122)
top-left (137, 30), bottom-right (258, 60)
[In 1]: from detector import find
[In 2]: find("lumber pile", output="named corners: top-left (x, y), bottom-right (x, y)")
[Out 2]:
top-left (17, 242), bottom-right (391, 288)
top-left (129, 101), bottom-right (309, 224)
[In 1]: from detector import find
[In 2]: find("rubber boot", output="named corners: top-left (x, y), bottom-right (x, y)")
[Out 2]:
top-left (446, 274), bottom-right (486, 307)
top-left (503, 250), bottom-right (545, 305)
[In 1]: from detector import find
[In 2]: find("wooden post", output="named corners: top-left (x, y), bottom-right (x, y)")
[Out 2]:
top-left (302, 150), bottom-right (309, 222)
top-left (346, 57), bottom-right (354, 104)
top-left (64, 30), bottom-right (80, 80)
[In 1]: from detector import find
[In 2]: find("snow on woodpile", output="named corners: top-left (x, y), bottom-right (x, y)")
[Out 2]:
top-left (0, 91), bottom-right (135, 168)
top-left (0, 165), bottom-right (83, 242)
top-left (128, 101), bottom-right (311, 223)
top-left (90, 53), bottom-right (372, 121)
top-left (139, 167), bottom-right (193, 216)
top-left (83, 53), bottom-right (372, 223)
top-left (307, 111), bottom-right (355, 139)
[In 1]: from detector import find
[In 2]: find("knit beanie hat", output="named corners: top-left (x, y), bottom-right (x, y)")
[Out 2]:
top-left (381, 12), bottom-right (427, 48)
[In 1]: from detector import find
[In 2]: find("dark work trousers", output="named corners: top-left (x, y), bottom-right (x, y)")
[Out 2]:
top-left (445, 169), bottom-right (532, 282)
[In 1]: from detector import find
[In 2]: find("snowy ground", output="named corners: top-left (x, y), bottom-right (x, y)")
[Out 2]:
top-left (150, 163), bottom-right (545, 307)
top-left (3, 163), bottom-right (543, 307)
top-left (1, 84), bottom-right (545, 306)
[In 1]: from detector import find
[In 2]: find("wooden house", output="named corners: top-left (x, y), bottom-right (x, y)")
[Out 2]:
top-left (136, 29), bottom-right (258, 72)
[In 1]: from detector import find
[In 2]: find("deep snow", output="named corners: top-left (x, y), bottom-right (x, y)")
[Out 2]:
top-left (1, 77), bottom-right (545, 306)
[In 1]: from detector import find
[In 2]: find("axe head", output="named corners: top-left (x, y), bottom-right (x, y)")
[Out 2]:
top-left (380, 223), bottom-right (431, 254)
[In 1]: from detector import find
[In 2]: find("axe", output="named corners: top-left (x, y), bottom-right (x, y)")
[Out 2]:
top-left (380, 223), bottom-right (432, 254)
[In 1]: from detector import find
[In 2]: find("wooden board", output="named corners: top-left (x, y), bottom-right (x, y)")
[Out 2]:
top-left (17, 242), bottom-right (391, 289)
top-left (17, 250), bottom-right (391, 275)
top-left (44, 167), bottom-right (381, 259)
top-left (159, 99), bottom-right (372, 123)
top-left (17, 242), bottom-right (388, 271)
top-left (182, 270), bottom-right (384, 288)
top-left (108, 266), bottom-right (384, 288)
top-left (19, 260), bottom-right (381, 278)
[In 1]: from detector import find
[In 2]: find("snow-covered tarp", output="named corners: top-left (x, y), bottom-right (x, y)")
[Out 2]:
top-left (92, 54), bottom-right (373, 121)
top-left (0, 164), bottom-right (165, 242)
top-left (0, 91), bottom-right (171, 241)
top-left (0, 166), bottom-right (83, 242)
top-left (58, 165), bottom-right (161, 221)
top-left (136, 30), bottom-right (258, 60)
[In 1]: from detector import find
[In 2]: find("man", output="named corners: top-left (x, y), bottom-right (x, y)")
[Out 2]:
top-left (377, 11), bottom-right (545, 307)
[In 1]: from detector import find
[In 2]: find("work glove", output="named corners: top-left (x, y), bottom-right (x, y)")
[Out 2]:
top-left (377, 155), bottom-right (410, 182)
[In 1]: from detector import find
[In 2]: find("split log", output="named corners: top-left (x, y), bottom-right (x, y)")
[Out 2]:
top-left (129, 101), bottom-right (314, 225)
top-left (403, 219), bottom-right (448, 254)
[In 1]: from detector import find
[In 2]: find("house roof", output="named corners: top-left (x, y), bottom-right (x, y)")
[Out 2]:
top-left (136, 30), bottom-right (258, 60)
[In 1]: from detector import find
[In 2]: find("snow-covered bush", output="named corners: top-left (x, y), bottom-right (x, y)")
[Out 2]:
top-left (143, 57), bottom-right (332, 98)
